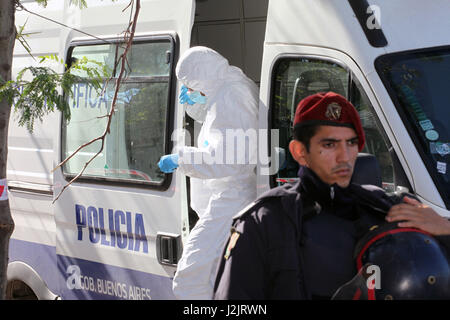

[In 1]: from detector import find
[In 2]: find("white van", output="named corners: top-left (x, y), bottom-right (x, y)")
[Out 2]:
top-left (7, 0), bottom-right (450, 299)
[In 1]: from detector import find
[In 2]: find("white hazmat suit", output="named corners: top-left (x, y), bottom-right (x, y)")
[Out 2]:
top-left (172, 46), bottom-right (258, 299)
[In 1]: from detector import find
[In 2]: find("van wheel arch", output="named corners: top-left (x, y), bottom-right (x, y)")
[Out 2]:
top-left (7, 261), bottom-right (59, 300)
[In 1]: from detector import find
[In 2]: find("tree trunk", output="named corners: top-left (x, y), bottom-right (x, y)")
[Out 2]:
top-left (0, 0), bottom-right (16, 300)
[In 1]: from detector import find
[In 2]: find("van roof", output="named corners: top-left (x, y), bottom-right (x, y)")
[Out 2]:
top-left (265, 0), bottom-right (450, 69)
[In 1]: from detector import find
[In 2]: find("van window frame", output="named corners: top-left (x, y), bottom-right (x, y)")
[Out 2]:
top-left (61, 34), bottom-right (178, 191)
top-left (267, 54), bottom-right (408, 191)
top-left (375, 45), bottom-right (450, 209)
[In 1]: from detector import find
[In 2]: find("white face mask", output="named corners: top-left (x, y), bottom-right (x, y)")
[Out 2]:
top-left (184, 102), bottom-right (209, 123)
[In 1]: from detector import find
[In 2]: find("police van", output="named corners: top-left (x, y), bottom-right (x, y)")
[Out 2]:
top-left (7, 0), bottom-right (450, 299)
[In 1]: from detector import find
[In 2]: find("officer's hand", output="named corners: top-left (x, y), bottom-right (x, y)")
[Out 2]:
top-left (386, 196), bottom-right (450, 235)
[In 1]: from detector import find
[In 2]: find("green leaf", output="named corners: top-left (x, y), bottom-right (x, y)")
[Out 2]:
top-left (68, 0), bottom-right (88, 9)
top-left (1, 55), bottom-right (108, 132)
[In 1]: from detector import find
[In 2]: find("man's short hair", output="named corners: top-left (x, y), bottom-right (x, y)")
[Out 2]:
top-left (292, 123), bottom-right (320, 152)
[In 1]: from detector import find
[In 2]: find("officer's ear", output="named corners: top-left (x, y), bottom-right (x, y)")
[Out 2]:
top-left (289, 140), bottom-right (308, 166)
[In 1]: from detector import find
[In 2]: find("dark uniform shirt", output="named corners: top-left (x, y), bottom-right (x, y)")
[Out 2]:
top-left (213, 166), bottom-right (424, 300)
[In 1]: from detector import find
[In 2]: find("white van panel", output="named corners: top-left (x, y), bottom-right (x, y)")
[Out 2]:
top-left (8, 191), bottom-right (55, 247)
top-left (53, 181), bottom-right (178, 276)
top-left (370, 0), bottom-right (450, 53)
top-left (264, 0), bottom-right (385, 74)
top-left (10, 0), bottom-right (196, 300)
top-left (258, 42), bottom-right (446, 211)
top-left (265, 0), bottom-right (450, 78)
top-left (7, 112), bottom-right (56, 186)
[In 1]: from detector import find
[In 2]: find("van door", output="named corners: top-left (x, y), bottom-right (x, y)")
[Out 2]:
top-left (258, 44), bottom-right (410, 196)
top-left (53, 0), bottom-right (195, 300)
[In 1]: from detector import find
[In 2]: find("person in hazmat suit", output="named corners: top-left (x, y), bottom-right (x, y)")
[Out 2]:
top-left (157, 46), bottom-right (259, 299)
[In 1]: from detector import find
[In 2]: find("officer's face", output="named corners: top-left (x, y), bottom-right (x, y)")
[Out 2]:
top-left (290, 125), bottom-right (359, 188)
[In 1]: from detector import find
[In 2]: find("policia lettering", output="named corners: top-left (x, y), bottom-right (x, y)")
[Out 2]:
top-left (75, 204), bottom-right (148, 253)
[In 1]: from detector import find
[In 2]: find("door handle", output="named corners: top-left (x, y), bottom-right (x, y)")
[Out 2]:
top-left (156, 232), bottom-right (182, 266)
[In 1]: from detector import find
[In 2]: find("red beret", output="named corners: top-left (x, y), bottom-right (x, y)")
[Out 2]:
top-left (293, 92), bottom-right (365, 151)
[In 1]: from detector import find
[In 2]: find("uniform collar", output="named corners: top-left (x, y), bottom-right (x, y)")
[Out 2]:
top-left (298, 166), bottom-right (360, 219)
top-left (298, 166), bottom-right (339, 203)
top-left (298, 166), bottom-right (396, 218)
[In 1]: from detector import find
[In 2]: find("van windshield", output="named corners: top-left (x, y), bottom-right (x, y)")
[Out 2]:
top-left (376, 47), bottom-right (450, 208)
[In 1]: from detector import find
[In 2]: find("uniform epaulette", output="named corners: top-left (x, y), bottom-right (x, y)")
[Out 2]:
top-left (232, 182), bottom-right (299, 221)
top-left (232, 200), bottom-right (261, 220)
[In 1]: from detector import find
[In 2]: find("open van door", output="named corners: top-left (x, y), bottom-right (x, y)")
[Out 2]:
top-left (52, 0), bottom-right (195, 299)
top-left (257, 0), bottom-right (405, 197)
top-left (258, 0), bottom-right (449, 218)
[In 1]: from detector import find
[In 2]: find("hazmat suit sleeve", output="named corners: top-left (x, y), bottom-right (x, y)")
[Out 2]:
top-left (177, 83), bottom-right (258, 180)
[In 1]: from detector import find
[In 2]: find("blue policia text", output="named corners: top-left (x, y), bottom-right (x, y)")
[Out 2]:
top-left (75, 204), bottom-right (148, 253)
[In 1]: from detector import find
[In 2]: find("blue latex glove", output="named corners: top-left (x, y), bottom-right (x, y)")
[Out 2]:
top-left (179, 85), bottom-right (195, 105)
top-left (158, 154), bottom-right (179, 173)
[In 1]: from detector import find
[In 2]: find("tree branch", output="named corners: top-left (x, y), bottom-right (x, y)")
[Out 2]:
top-left (52, 0), bottom-right (141, 203)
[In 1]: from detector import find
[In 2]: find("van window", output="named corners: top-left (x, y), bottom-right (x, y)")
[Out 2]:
top-left (62, 38), bottom-right (174, 186)
top-left (271, 57), bottom-right (394, 191)
top-left (376, 47), bottom-right (450, 207)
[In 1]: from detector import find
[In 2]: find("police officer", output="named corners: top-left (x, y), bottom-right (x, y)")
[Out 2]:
top-left (213, 92), bottom-right (450, 300)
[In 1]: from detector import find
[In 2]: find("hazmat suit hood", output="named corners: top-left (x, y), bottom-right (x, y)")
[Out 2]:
top-left (176, 46), bottom-right (250, 97)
